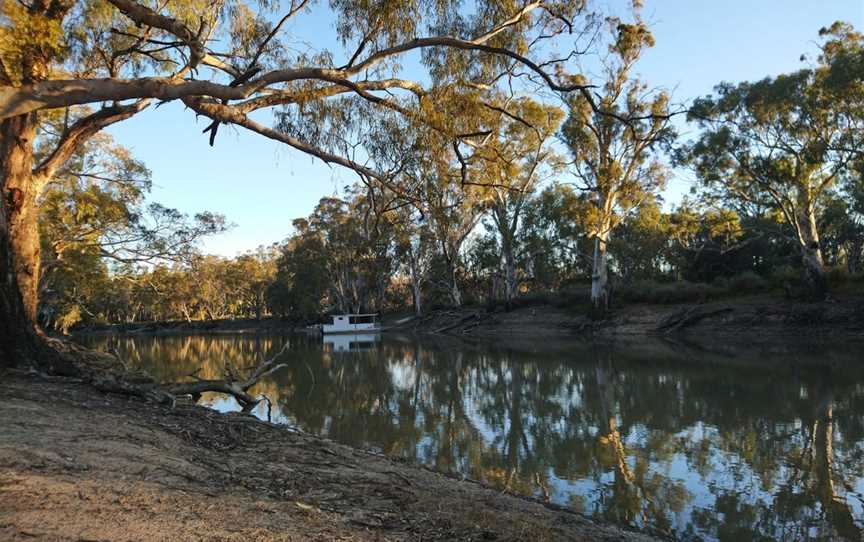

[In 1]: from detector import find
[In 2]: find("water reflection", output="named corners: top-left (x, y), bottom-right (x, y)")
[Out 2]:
top-left (78, 333), bottom-right (864, 541)
top-left (323, 332), bottom-right (380, 352)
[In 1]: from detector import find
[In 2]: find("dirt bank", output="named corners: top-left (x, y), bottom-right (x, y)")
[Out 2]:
top-left (0, 370), bottom-right (655, 542)
top-left (389, 295), bottom-right (864, 345)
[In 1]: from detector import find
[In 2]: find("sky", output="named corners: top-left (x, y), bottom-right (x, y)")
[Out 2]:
top-left (105, 0), bottom-right (864, 257)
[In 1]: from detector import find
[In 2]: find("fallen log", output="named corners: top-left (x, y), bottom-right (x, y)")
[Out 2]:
top-left (165, 343), bottom-right (290, 411)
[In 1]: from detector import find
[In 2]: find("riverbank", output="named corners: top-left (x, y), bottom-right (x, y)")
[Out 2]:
top-left (386, 294), bottom-right (864, 345)
top-left (0, 369), bottom-right (656, 542)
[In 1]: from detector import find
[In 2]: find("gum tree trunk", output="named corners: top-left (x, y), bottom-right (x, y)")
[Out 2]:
top-left (846, 238), bottom-right (862, 275)
top-left (443, 249), bottom-right (462, 307)
top-left (590, 192), bottom-right (615, 316)
top-left (590, 231), bottom-right (610, 314)
top-left (449, 270), bottom-right (462, 307)
top-left (501, 236), bottom-right (517, 309)
top-left (408, 254), bottom-right (423, 316)
top-left (491, 203), bottom-right (520, 309)
top-left (797, 207), bottom-right (828, 299)
top-left (0, 113), bottom-right (49, 367)
top-left (411, 279), bottom-right (423, 316)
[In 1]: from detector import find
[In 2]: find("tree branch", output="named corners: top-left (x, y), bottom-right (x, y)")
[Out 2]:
top-left (0, 35), bottom-right (593, 119)
top-left (33, 99), bottom-right (151, 182)
top-left (183, 97), bottom-right (421, 203)
top-left (106, 0), bottom-right (206, 69)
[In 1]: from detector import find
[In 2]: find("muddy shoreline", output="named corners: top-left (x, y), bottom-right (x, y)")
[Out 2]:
top-left (0, 369), bottom-right (658, 542)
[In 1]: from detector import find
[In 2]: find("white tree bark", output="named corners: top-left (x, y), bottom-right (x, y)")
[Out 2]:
top-left (796, 206), bottom-right (828, 298)
top-left (590, 232), bottom-right (610, 312)
top-left (408, 252), bottom-right (424, 316)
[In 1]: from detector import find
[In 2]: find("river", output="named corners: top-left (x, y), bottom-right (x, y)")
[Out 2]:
top-left (78, 332), bottom-right (864, 541)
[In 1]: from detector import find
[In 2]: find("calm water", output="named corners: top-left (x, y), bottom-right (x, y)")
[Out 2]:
top-left (78, 332), bottom-right (864, 541)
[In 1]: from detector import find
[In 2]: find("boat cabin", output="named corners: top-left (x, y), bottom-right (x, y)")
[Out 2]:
top-left (322, 313), bottom-right (380, 334)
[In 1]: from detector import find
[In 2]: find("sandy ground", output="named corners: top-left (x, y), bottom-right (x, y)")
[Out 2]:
top-left (0, 370), bottom-right (655, 542)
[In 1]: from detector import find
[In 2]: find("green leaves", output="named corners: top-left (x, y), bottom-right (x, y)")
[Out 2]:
top-left (0, 2), bottom-right (66, 83)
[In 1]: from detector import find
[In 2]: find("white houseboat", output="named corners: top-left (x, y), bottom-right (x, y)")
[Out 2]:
top-left (322, 313), bottom-right (381, 334)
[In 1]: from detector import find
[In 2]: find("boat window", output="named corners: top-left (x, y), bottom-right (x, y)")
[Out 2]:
top-left (348, 315), bottom-right (376, 325)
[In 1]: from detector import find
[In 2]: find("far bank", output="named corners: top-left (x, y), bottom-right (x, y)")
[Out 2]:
top-left (72, 294), bottom-right (864, 345)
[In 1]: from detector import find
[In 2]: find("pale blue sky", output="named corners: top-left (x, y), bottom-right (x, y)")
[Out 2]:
top-left (106, 0), bottom-right (864, 257)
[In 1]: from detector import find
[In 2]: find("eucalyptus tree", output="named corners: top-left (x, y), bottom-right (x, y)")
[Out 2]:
top-left (682, 23), bottom-right (864, 297)
top-left (37, 128), bottom-right (225, 328)
top-left (308, 197), bottom-right (366, 313)
top-left (842, 172), bottom-right (864, 272)
top-left (387, 108), bottom-right (489, 308)
top-left (230, 249), bottom-right (279, 320)
top-left (350, 186), bottom-right (401, 314)
top-left (0, 0), bottom-right (598, 365)
top-left (359, 113), bottom-right (435, 315)
top-left (392, 205), bottom-right (434, 316)
top-left (664, 203), bottom-right (749, 282)
top-left (267, 218), bottom-right (329, 320)
top-left (466, 97), bottom-right (564, 306)
top-left (405, 90), bottom-right (565, 308)
top-left (608, 198), bottom-right (667, 283)
top-left (520, 183), bottom-right (591, 289)
top-left (560, 14), bottom-right (675, 312)
top-left (819, 173), bottom-right (864, 274)
top-left (426, 171), bottom-right (486, 307)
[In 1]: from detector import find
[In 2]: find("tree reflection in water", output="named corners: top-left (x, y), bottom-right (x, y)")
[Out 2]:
top-left (80, 333), bottom-right (864, 541)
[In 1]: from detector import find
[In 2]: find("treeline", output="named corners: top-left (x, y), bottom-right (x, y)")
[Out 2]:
top-left (46, 177), bottom-right (864, 331)
top-left (37, 21), bottom-right (864, 330)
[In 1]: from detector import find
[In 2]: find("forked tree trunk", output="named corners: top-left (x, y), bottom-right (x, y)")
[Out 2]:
top-left (0, 114), bottom-right (52, 368)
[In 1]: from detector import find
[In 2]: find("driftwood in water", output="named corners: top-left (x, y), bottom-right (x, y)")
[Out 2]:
top-left (165, 343), bottom-right (289, 410)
